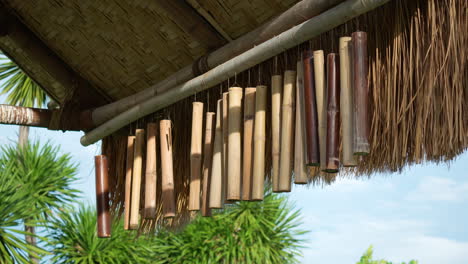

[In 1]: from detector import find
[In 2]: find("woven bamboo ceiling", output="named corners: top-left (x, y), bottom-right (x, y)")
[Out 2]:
top-left (0, 0), bottom-right (298, 105)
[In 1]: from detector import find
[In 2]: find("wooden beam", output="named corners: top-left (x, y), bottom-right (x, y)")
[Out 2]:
top-left (156, 0), bottom-right (227, 50)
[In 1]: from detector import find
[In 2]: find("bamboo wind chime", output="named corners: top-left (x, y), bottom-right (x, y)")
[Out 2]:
top-left (95, 155), bottom-right (111, 238)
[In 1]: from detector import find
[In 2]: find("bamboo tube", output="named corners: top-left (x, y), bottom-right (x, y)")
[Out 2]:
top-left (279, 71), bottom-right (296, 192)
top-left (189, 102), bottom-right (204, 211)
top-left (210, 100), bottom-right (223, 208)
top-left (303, 51), bottom-right (320, 166)
top-left (313, 50), bottom-right (327, 171)
top-left (160, 120), bottom-right (176, 218)
top-left (339, 37), bottom-right (358, 166)
top-left (202, 112), bottom-right (215, 216)
top-left (222, 92), bottom-right (229, 202)
top-left (352, 31), bottom-right (370, 155)
top-left (242, 87), bottom-right (256, 200)
top-left (95, 155), bottom-right (111, 238)
top-left (144, 123), bottom-right (157, 219)
top-left (129, 129), bottom-right (144, 229)
top-left (124, 136), bottom-right (135, 230)
top-left (325, 53), bottom-right (340, 172)
top-left (294, 60), bottom-right (308, 184)
top-left (271, 74), bottom-right (282, 192)
top-left (227, 87), bottom-right (243, 201)
top-left (252, 85), bottom-right (267, 200)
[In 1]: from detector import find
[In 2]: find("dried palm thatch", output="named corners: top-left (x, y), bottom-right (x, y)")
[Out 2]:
top-left (103, 0), bottom-right (467, 228)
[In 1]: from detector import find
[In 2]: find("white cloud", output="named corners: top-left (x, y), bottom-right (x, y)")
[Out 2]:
top-left (407, 176), bottom-right (468, 202)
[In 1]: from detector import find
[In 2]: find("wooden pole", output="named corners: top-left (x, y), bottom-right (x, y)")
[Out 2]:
top-left (124, 136), bottom-right (135, 230)
top-left (339, 37), bottom-right (358, 166)
top-left (144, 123), bottom-right (158, 219)
top-left (352, 31), bottom-right (370, 155)
top-left (279, 71), bottom-right (296, 192)
top-left (271, 74), bottom-right (282, 192)
top-left (294, 59), bottom-right (308, 184)
top-left (210, 99), bottom-right (224, 208)
top-left (129, 129), bottom-right (144, 229)
top-left (222, 92), bottom-right (229, 203)
top-left (95, 155), bottom-right (111, 238)
top-left (227, 87), bottom-right (243, 201)
top-left (202, 112), bottom-right (215, 216)
top-left (160, 120), bottom-right (176, 218)
top-left (252, 85), bottom-right (267, 200)
top-left (313, 50), bottom-right (327, 171)
top-left (189, 102), bottom-right (204, 211)
top-left (303, 51), bottom-right (320, 166)
top-left (325, 53), bottom-right (340, 172)
top-left (242, 87), bottom-right (256, 200)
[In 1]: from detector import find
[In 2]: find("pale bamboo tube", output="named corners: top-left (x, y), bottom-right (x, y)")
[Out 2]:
top-left (222, 92), bottom-right (229, 202)
top-left (144, 123), bottom-right (158, 219)
top-left (242, 87), bottom-right (256, 200)
top-left (124, 136), bottom-right (135, 230)
top-left (129, 129), bottom-right (144, 229)
top-left (339, 37), bottom-right (358, 166)
top-left (313, 50), bottom-right (327, 171)
top-left (210, 100), bottom-right (223, 208)
top-left (160, 120), bottom-right (176, 218)
top-left (271, 75), bottom-right (282, 192)
top-left (252, 85), bottom-right (267, 200)
top-left (202, 112), bottom-right (215, 216)
top-left (189, 102), bottom-right (204, 211)
top-left (227, 87), bottom-right (243, 200)
top-left (278, 71), bottom-right (296, 192)
top-left (294, 60), bottom-right (308, 184)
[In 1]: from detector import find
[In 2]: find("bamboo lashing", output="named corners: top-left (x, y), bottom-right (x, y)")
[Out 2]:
top-left (303, 51), bottom-right (320, 166)
top-left (124, 136), bottom-right (135, 230)
top-left (189, 102), bottom-right (203, 211)
top-left (325, 53), bottom-right (340, 173)
top-left (202, 112), bottom-right (215, 216)
top-left (160, 120), bottom-right (176, 218)
top-left (339, 37), bottom-right (358, 166)
top-left (222, 92), bottom-right (229, 201)
top-left (294, 59), bottom-right (308, 184)
top-left (271, 74), bottom-right (282, 192)
top-left (95, 155), bottom-right (111, 238)
top-left (144, 123), bottom-right (158, 219)
top-left (352, 31), bottom-right (370, 155)
top-left (210, 99), bottom-right (224, 208)
top-left (252, 85), bottom-right (267, 200)
top-left (129, 129), bottom-right (144, 229)
top-left (227, 87), bottom-right (243, 200)
top-left (242, 87), bottom-right (256, 200)
top-left (313, 50), bottom-right (327, 171)
top-left (278, 71), bottom-right (296, 192)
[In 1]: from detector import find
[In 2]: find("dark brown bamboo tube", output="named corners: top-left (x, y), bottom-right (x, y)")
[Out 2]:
top-left (160, 120), bottom-right (176, 218)
top-left (352, 31), bottom-right (370, 155)
top-left (210, 99), bottom-right (223, 208)
top-left (189, 102), bottom-right (203, 211)
top-left (242, 87), bottom-right (256, 200)
top-left (252, 85), bottom-right (267, 201)
top-left (303, 51), bottom-right (320, 166)
top-left (325, 53), bottom-right (340, 173)
top-left (227, 87), bottom-right (243, 201)
top-left (144, 123), bottom-right (158, 219)
top-left (222, 92), bottom-right (229, 202)
top-left (279, 71), bottom-right (296, 192)
top-left (95, 155), bottom-right (111, 238)
top-left (124, 136), bottom-right (135, 230)
top-left (313, 50), bottom-right (327, 171)
top-left (271, 74), bottom-right (282, 192)
top-left (294, 60), bottom-right (308, 184)
top-left (130, 129), bottom-right (144, 229)
top-left (202, 112), bottom-right (215, 216)
top-left (339, 37), bottom-right (358, 166)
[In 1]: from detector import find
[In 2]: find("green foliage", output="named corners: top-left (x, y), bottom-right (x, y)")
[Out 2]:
top-left (357, 246), bottom-right (418, 264)
top-left (0, 55), bottom-right (46, 107)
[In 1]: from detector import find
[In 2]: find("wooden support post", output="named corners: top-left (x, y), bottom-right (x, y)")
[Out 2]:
top-left (252, 85), bottom-right (267, 200)
top-left (271, 75), bottom-right (282, 192)
top-left (313, 50), bottom-right (327, 171)
top-left (189, 102), bottom-right (204, 211)
top-left (129, 129), bottom-right (145, 229)
top-left (303, 51), bottom-right (320, 166)
top-left (294, 60), bottom-right (308, 184)
top-left (210, 99), bottom-right (224, 208)
top-left (325, 53), bottom-right (340, 172)
top-left (124, 136), bottom-right (135, 230)
top-left (227, 87), bottom-right (243, 201)
top-left (144, 123), bottom-right (158, 219)
top-left (95, 155), bottom-right (111, 238)
top-left (202, 112), bottom-right (215, 216)
top-left (242, 87), bottom-right (256, 200)
top-left (160, 120), bottom-right (176, 218)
